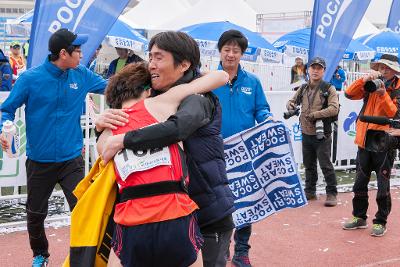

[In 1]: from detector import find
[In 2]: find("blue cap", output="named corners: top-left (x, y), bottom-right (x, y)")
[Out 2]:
top-left (72, 33), bottom-right (88, 46)
top-left (49, 28), bottom-right (88, 54)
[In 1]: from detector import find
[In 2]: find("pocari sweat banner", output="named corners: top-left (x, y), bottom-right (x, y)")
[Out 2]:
top-left (224, 120), bottom-right (306, 228)
top-left (309, 0), bottom-right (371, 80)
top-left (387, 0), bottom-right (400, 33)
top-left (28, 0), bottom-right (131, 68)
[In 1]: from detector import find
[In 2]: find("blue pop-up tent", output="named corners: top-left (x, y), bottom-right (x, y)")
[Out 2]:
top-left (343, 39), bottom-right (375, 60)
top-left (273, 28), bottom-right (375, 61)
top-left (356, 29), bottom-right (400, 60)
top-left (12, 10), bottom-right (148, 52)
top-left (105, 19), bottom-right (148, 51)
top-left (180, 21), bottom-right (282, 62)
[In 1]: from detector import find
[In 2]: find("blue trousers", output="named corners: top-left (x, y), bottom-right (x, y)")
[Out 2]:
top-left (234, 225), bottom-right (251, 257)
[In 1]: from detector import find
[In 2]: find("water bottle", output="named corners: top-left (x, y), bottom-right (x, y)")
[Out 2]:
top-left (2, 120), bottom-right (18, 158)
top-left (315, 119), bottom-right (325, 140)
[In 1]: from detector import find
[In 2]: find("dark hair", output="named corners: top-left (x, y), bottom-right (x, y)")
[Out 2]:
top-left (149, 31), bottom-right (200, 73)
top-left (217, 30), bottom-right (248, 54)
top-left (105, 62), bottom-right (151, 109)
top-left (49, 45), bottom-right (79, 61)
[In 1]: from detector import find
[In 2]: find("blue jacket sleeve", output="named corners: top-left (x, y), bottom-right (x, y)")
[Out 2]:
top-left (254, 79), bottom-right (272, 123)
top-left (0, 74), bottom-right (28, 128)
top-left (83, 66), bottom-right (107, 94)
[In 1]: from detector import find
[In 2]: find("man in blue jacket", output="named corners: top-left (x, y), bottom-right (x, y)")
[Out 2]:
top-left (330, 65), bottom-right (346, 91)
top-left (213, 30), bottom-right (272, 267)
top-left (0, 29), bottom-right (107, 267)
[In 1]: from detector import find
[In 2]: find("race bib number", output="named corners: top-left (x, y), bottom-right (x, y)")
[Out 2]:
top-left (114, 147), bottom-right (172, 181)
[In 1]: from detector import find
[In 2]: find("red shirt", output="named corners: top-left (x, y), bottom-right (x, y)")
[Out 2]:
top-left (112, 100), bottom-right (198, 226)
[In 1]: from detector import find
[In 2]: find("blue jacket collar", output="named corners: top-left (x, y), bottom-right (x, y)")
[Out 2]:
top-left (218, 62), bottom-right (246, 82)
top-left (44, 57), bottom-right (68, 77)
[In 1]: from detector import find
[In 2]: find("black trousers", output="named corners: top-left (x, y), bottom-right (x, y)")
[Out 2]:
top-left (25, 156), bottom-right (84, 257)
top-left (302, 134), bottom-right (337, 195)
top-left (352, 148), bottom-right (394, 225)
top-left (201, 228), bottom-right (233, 267)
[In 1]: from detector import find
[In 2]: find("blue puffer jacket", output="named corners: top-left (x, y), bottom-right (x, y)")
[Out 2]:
top-left (1, 58), bottom-right (107, 162)
top-left (184, 93), bottom-right (235, 228)
top-left (0, 50), bottom-right (12, 91)
top-left (213, 64), bottom-right (272, 138)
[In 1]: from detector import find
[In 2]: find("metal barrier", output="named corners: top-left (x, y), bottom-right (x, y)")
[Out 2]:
top-left (0, 66), bottom-right (369, 200)
top-left (200, 57), bottom-right (367, 91)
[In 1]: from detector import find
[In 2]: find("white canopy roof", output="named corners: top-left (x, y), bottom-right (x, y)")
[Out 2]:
top-left (160, 0), bottom-right (257, 31)
top-left (122, 0), bottom-right (191, 30)
top-left (353, 17), bottom-right (380, 39)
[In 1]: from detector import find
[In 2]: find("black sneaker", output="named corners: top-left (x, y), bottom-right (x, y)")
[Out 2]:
top-left (232, 255), bottom-right (252, 267)
top-left (371, 224), bottom-right (387, 237)
top-left (342, 217), bottom-right (368, 230)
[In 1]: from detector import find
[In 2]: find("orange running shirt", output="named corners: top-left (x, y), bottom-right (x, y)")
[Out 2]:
top-left (112, 100), bottom-right (198, 226)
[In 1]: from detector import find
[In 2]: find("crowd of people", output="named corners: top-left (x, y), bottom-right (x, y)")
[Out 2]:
top-left (0, 26), bottom-right (399, 267)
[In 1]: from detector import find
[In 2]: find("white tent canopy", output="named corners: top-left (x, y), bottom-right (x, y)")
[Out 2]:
top-left (353, 17), bottom-right (380, 39)
top-left (122, 0), bottom-right (191, 30)
top-left (160, 0), bottom-right (257, 31)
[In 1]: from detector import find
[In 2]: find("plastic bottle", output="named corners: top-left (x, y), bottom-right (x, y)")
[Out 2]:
top-left (2, 120), bottom-right (18, 158)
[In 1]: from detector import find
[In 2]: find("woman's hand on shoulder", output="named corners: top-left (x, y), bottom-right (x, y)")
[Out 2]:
top-left (94, 109), bottom-right (129, 132)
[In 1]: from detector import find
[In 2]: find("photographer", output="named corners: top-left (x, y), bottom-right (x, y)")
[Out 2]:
top-left (286, 57), bottom-right (339, 207)
top-left (342, 54), bottom-right (400, 237)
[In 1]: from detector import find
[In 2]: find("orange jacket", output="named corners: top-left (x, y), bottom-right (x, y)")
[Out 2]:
top-left (345, 77), bottom-right (400, 148)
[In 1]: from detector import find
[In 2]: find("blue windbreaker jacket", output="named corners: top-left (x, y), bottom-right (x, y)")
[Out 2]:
top-left (0, 58), bottom-right (107, 162)
top-left (213, 64), bottom-right (272, 138)
top-left (330, 68), bottom-right (346, 90)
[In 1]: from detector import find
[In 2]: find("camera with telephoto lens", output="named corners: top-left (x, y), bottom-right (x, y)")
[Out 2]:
top-left (283, 106), bottom-right (300, 120)
top-left (360, 115), bottom-right (400, 152)
top-left (364, 76), bottom-right (384, 93)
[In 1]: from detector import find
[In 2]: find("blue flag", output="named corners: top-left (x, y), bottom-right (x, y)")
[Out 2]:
top-left (28, 0), bottom-right (130, 68)
top-left (224, 120), bottom-right (306, 228)
top-left (309, 0), bottom-right (371, 79)
top-left (387, 0), bottom-right (400, 33)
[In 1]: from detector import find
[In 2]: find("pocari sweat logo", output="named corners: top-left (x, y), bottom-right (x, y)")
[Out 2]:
top-left (69, 83), bottom-right (78, 90)
top-left (315, 0), bottom-right (352, 41)
top-left (241, 87), bottom-right (252, 95)
top-left (343, 111), bottom-right (357, 137)
top-left (48, 0), bottom-right (95, 33)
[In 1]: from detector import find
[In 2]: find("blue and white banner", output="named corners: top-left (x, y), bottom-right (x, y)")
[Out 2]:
top-left (309, 0), bottom-right (371, 79)
top-left (387, 0), bottom-right (400, 33)
top-left (224, 120), bottom-right (306, 228)
top-left (28, 0), bottom-right (131, 68)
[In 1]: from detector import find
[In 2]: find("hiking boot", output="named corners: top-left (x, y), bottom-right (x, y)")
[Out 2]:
top-left (371, 224), bottom-right (387, 237)
top-left (342, 217), bottom-right (368, 230)
top-left (324, 194), bottom-right (337, 207)
top-left (305, 192), bottom-right (317, 200)
top-left (232, 255), bottom-right (252, 267)
top-left (32, 255), bottom-right (49, 267)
